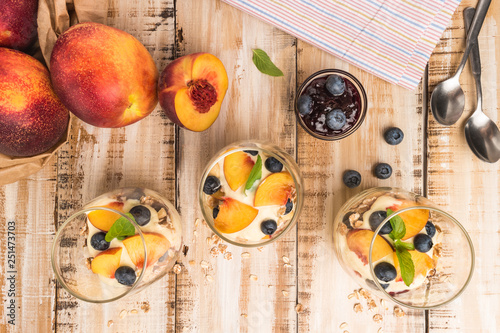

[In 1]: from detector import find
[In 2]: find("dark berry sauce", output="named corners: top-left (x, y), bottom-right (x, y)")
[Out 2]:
top-left (298, 75), bottom-right (362, 137)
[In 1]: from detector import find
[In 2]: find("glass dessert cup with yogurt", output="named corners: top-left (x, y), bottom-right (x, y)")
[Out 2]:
top-left (295, 69), bottom-right (368, 141)
top-left (51, 187), bottom-right (182, 303)
top-left (333, 187), bottom-right (474, 309)
top-left (199, 141), bottom-right (303, 247)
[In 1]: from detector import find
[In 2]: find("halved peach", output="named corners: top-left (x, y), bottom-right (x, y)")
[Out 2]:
top-left (394, 250), bottom-right (435, 283)
top-left (388, 200), bottom-right (429, 240)
top-left (254, 172), bottom-right (295, 207)
top-left (91, 247), bottom-right (122, 278)
top-left (122, 232), bottom-right (170, 269)
top-left (214, 197), bottom-right (259, 234)
top-left (87, 201), bottom-right (125, 231)
top-left (346, 229), bottom-right (393, 265)
top-left (158, 53), bottom-right (228, 132)
top-left (223, 151), bottom-right (255, 191)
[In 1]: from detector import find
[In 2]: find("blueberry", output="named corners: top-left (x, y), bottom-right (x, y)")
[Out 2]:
top-left (151, 202), bottom-right (168, 212)
top-left (127, 188), bottom-right (145, 200)
top-left (343, 170), bottom-right (361, 188)
top-left (374, 163), bottom-right (392, 179)
top-left (90, 232), bottom-right (110, 251)
top-left (265, 157), bottom-right (283, 173)
top-left (414, 234), bottom-right (433, 253)
top-left (365, 279), bottom-right (389, 290)
top-left (203, 176), bottom-right (221, 195)
top-left (342, 212), bottom-right (355, 229)
top-left (325, 74), bottom-right (346, 96)
top-left (284, 199), bottom-right (293, 215)
top-left (244, 150), bottom-right (259, 156)
top-left (297, 94), bottom-right (313, 116)
top-left (369, 210), bottom-right (392, 234)
top-left (374, 262), bottom-right (397, 282)
top-left (326, 109), bottom-right (346, 130)
top-left (213, 207), bottom-right (219, 219)
top-left (425, 221), bottom-right (436, 238)
top-left (384, 127), bottom-right (404, 145)
top-left (129, 205), bottom-right (151, 226)
top-left (115, 266), bottom-right (136, 286)
top-left (260, 219), bottom-right (278, 235)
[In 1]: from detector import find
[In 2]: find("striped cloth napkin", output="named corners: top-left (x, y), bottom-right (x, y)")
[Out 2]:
top-left (221, 0), bottom-right (461, 90)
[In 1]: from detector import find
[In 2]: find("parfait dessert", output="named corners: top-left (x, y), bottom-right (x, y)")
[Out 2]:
top-left (200, 142), bottom-right (303, 247)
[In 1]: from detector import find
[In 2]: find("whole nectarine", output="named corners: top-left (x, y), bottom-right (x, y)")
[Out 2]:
top-left (158, 53), bottom-right (228, 131)
top-left (0, 48), bottom-right (69, 157)
top-left (0, 0), bottom-right (38, 50)
top-left (50, 22), bottom-right (158, 128)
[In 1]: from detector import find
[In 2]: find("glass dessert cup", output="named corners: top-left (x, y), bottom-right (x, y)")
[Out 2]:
top-left (52, 187), bottom-right (182, 303)
top-left (199, 141), bottom-right (303, 247)
top-left (295, 69), bottom-right (368, 141)
top-left (333, 187), bottom-right (474, 309)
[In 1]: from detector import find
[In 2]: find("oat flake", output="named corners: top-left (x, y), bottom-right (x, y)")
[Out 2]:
top-left (119, 310), bottom-right (127, 319)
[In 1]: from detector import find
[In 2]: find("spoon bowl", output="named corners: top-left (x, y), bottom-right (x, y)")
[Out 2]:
top-left (464, 111), bottom-right (500, 163)
top-left (430, 76), bottom-right (465, 126)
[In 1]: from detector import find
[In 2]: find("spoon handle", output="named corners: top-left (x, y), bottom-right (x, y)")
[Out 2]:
top-left (464, 7), bottom-right (482, 108)
top-left (455, 0), bottom-right (491, 75)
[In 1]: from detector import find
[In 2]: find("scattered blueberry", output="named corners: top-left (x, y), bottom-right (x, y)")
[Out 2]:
top-left (342, 212), bottom-right (355, 229)
top-left (343, 170), bottom-right (362, 188)
top-left (213, 207), bottom-right (220, 219)
top-left (129, 205), bottom-right (151, 226)
top-left (374, 262), bottom-right (397, 282)
top-left (203, 175), bottom-right (221, 195)
top-left (115, 266), bottom-right (136, 286)
top-left (260, 219), bottom-right (278, 235)
top-left (425, 221), bottom-right (436, 238)
top-left (374, 163), bottom-right (392, 179)
top-left (414, 234), bottom-right (433, 253)
top-left (384, 127), bottom-right (404, 145)
top-left (90, 232), bottom-right (110, 251)
top-left (244, 150), bottom-right (259, 156)
top-left (297, 94), bottom-right (313, 116)
top-left (265, 157), bottom-right (283, 173)
top-left (366, 278), bottom-right (389, 290)
top-left (369, 210), bottom-right (392, 234)
top-left (325, 74), bottom-right (346, 96)
top-left (284, 199), bottom-right (293, 215)
top-left (326, 109), bottom-right (346, 130)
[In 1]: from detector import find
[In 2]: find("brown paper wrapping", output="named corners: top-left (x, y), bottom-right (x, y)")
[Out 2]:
top-left (0, 0), bottom-right (108, 186)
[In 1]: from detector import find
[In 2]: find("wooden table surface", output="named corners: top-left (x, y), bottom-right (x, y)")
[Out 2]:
top-left (1, 0), bottom-right (499, 332)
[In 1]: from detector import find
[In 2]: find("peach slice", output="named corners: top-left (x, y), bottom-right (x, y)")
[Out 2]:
top-left (158, 53), bottom-right (228, 132)
top-left (122, 233), bottom-right (170, 269)
top-left (346, 229), bottom-right (393, 265)
top-left (394, 250), bottom-right (435, 283)
top-left (254, 172), bottom-right (295, 207)
top-left (388, 200), bottom-right (429, 240)
top-left (223, 151), bottom-right (255, 191)
top-left (87, 202), bottom-right (124, 232)
top-left (214, 197), bottom-right (259, 234)
top-left (91, 248), bottom-right (122, 278)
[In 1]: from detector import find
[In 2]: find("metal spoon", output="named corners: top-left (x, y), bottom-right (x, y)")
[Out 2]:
top-left (463, 7), bottom-right (500, 163)
top-left (430, 0), bottom-right (491, 126)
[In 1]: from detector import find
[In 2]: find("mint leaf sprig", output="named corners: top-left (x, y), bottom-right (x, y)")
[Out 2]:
top-left (387, 208), bottom-right (415, 287)
top-left (245, 155), bottom-right (262, 191)
top-left (252, 49), bottom-right (284, 77)
top-left (105, 213), bottom-right (136, 242)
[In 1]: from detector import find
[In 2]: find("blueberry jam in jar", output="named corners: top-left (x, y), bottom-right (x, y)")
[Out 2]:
top-left (295, 70), bottom-right (367, 141)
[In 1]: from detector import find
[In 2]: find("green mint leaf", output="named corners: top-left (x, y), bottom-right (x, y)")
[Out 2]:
top-left (396, 248), bottom-right (415, 287)
top-left (387, 208), bottom-right (406, 240)
top-left (105, 213), bottom-right (136, 242)
top-left (395, 239), bottom-right (415, 251)
top-left (252, 49), bottom-right (284, 77)
top-left (245, 155), bottom-right (262, 190)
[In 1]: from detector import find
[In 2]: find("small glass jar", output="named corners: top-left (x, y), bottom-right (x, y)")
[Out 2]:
top-left (51, 187), bottom-right (182, 303)
top-left (199, 141), bottom-right (303, 247)
top-left (295, 69), bottom-right (368, 141)
top-left (333, 187), bottom-right (474, 309)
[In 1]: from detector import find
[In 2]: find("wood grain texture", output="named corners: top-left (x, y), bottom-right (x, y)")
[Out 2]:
top-left (54, 0), bottom-right (177, 332)
top-left (295, 43), bottom-right (426, 332)
top-left (0, 162), bottom-right (58, 332)
top-left (427, 0), bottom-right (500, 331)
top-left (174, 1), bottom-right (297, 332)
